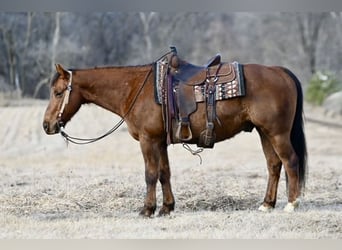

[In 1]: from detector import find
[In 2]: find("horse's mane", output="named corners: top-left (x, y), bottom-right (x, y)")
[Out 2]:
top-left (51, 63), bottom-right (153, 86)
top-left (69, 63), bottom-right (153, 72)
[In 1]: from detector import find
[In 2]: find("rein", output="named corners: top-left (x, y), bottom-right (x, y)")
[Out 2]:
top-left (59, 68), bottom-right (152, 145)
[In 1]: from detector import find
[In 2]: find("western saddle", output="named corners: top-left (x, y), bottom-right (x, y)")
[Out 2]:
top-left (155, 46), bottom-right (245, 148)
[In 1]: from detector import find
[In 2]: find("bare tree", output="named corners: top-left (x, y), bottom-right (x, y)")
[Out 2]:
top-left (139, 12), bottom-right (156, 61)
top-left (0, 23), bottom-right (20, 97)
top-left (0, 13), bottom-right (38, 98)
top-left (33, 12), bottom-right (61, 98)
top-left (296, 13), bottom-right (329, 74)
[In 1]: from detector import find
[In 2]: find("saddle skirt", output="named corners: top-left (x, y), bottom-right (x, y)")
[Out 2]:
top-left (154, 49), bottom-right (246, 147)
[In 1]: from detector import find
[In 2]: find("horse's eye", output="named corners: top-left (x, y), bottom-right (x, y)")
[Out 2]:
top-left (55, 91), bottom-right (64, 98)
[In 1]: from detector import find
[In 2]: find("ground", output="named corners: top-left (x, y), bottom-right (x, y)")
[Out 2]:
top-left (0, 101), bottom-right (341, 238)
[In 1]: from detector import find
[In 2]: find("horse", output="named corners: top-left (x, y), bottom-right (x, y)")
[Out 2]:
top-left (43, 53), bottom-right (307, 217)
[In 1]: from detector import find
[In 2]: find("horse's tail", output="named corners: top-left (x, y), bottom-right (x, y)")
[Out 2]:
top-left (282, 68), bottom-right (308, 194)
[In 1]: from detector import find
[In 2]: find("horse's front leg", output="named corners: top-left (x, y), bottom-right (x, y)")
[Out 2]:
top-left (139, 137), bottom-right (175, 217)
top-left (139, 137), bottom-right (159, 217)
top-left (158, 143), bottom-right (175, 216)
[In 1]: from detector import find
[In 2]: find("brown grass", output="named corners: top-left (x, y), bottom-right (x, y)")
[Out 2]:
top-left (0, 101), bottom-right (341, 238)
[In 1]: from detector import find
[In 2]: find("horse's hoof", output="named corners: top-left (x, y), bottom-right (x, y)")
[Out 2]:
top-left (258, 204), bottom-right (273, 212)
top-left (139, 206), bottom-right (156, 218)
top-left (158, 208), bottom-right (171, 217)
top-left (283, 199), bottom-right (300, 212)
top-left (158, 203), bottom-right (175, 217)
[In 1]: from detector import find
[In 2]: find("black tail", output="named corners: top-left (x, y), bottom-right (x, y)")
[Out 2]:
top-left (283, 68), bottom-right (308, 194)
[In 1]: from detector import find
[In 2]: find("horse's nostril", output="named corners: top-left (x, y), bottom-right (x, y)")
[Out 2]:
top-left (43, 122), bottom-right (49, 132)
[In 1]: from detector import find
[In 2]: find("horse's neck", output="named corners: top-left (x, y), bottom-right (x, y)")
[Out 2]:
top-left (74, 67), bottom-right (150, 116)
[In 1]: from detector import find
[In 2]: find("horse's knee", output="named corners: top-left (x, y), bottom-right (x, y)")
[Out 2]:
top-left (145, 168), bottom-right (159, 184)
top-left (159, 168), bottom-right (171, 185)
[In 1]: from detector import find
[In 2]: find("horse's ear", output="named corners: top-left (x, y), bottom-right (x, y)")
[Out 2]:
top-left (55, 64), bottom-right (68, 78)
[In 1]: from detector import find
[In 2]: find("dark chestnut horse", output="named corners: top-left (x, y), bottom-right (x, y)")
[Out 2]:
top-left (43, 56), bottom-right (307, 217)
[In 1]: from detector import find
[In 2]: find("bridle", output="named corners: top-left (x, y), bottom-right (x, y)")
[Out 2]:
top-left (57, 67), bottom-right (152, 145)
top-left (57, 70), bottom-right (72, 123)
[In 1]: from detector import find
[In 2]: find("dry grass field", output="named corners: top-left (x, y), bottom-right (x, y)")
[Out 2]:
top-left (0, 100), bottom-right (341, 238)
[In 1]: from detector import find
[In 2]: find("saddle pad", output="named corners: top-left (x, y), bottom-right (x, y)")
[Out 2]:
top-left (154, 56), bottom-right (168, 105)
top-left (194, 62), bottom-right (245, 102)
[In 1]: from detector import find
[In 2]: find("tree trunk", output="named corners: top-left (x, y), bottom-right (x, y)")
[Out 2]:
top-left (33, 12), bottom-right (61, 98)
top-left (139, 12), bottom-right (155, 61)
top-left (297, 13), bottom-right (328, 74)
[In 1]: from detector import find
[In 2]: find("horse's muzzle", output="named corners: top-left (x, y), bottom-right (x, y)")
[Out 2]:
top-left (43, 121), bottom-right (60, 135)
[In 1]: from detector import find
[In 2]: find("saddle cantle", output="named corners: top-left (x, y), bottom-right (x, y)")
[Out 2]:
top-left (154, 47), bottom-right (246, 148)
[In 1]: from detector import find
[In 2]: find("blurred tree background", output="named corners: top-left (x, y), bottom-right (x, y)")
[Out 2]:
top-left (0, 12), bottom-right (341, 105)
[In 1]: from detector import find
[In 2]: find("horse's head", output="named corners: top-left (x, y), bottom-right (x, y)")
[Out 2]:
top-left (43, 64), bottom-right (83, 135)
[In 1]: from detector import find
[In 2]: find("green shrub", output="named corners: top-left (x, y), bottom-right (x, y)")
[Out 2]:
top-left (305, 71), bottom-right (341, 105)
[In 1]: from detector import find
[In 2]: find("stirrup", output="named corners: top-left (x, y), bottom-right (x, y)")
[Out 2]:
top-left (175, 120), bottom-right (192, 141)
top-left (198, 123), bottom-right (216, 148)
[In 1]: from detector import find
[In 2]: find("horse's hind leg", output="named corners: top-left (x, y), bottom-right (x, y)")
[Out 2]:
top-left (158, 145), bottom-right (175, 216)
top-left (257, 129), bottom-right (282, 212)
top-left (269, 133), bottom-right (300, 212)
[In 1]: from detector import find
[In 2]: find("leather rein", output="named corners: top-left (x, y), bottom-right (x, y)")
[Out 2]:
top-left (58, 67), bottom-right (152, 145)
